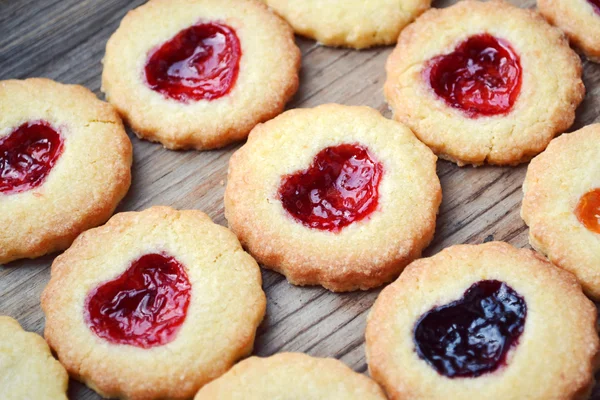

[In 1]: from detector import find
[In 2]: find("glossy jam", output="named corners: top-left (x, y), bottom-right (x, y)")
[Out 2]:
top-left (414, 280), bottom-right (526, 378)
top-left (145, 22), bottom-right (241, 102)
top-left (0, 121), bottom-right (64, 195)
top-left (278, 144), bottom-right (383, 232)
top-left (589, 0), bottom-right (600, 15)
top-left (85, 253), bottom-right (191, 348)
top-left (425, 34), bottom-right (522, 118)
top-left (575, 189), bottom-right (600, 233)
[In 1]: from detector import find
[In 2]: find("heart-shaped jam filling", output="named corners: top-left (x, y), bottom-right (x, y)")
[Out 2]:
top-left (145, 22), bottom-right (241, 103)
top-left (589, 0), bottom-right (600, 15)
top-left (575, 189), bottom-right (600, 233)
top-left (278, 144), bottom-right (383, 232)
top-left (0, 121), bottom-right (64, 195)
top-left (85, 253), bottom-right (192, 348)
top-left (414, 280), bottom-right (526, 378)
top-left (424, 34), bottom-right (522, 118)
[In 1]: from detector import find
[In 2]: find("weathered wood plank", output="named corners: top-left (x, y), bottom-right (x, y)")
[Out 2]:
top-left (1, 0), bottom-right (599, 398)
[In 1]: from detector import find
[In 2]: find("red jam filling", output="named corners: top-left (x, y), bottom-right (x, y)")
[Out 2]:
top-left (278, 144), bottom-right (383, 232)
top-left (85, 253), bottom-right (191, 348)
top-left (414, 280), bottom-right (526, 378)
top-left (424, 34), bottom-right (522, 118)
top-left (144, 22), bottom-right (241, 103)
top-left (575, 189), bottom-right (600, 233)
top-left (589, 0), bottom-right (600, 14)
top-left (0, 121), bottom-right (64, 195)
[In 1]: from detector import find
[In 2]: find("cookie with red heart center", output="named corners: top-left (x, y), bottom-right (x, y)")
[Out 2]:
top-left (41, 206), bottom-right (266, 400)
top-left (102, 0), bottom-right (300, 150)
top-left (0, 78), bottom-right (132, 264)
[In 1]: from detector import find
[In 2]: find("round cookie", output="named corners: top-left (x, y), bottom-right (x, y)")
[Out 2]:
top-left (0, 78), bottom-right (132, 264)
top-left (384, 0), bottom-right (584, 166)
top-left (41, 206), bottom-right (266, 400)
top-left (365, 242), bottom-right (599, 400)
top-left (225, 104), bottom-right (441, 292)
top-left (261, 0), bottom-right (431, 49)
top-left (538, 0), bottom-right (600, 63)
top-left (522, 124), bottom-right (600, 300)
top-left (0, 316), bottom-right (68, 400)
top-left (195, 353), bottom-right (387, 399)
top-left (102, 0), bottom-right (300, 150)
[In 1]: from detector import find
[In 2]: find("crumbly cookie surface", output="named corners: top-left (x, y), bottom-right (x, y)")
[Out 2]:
top-left (385, 0), bottom-right (584, 166)
top-left (0, 78), bottom-right (132, 264)
top-left (0, 316), bottom-right (69, 400)
top-left (195, 352), bottom-right (386, 399)
top-left (41, 206), bottom-right (266, 400)
top-left (102, 0), bottom-right (300, 150)
top-left (225, 104), bottom-right (441, 292)
top-left (522, 124), bottom-right (600, 300)
top-left (261, 0), bottom-right (431, 49)
top-left (365, 242), bottom-right (599, 400)
top-left (538, 0), bottom-right (600, 62)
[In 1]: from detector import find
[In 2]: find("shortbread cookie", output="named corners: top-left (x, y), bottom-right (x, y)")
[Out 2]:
top-left (41, 206), bottom-right (266, 400)
top-left (195, 353), bottom-right (386, 399)
top-left (538, 0), bottom-right (600, 62)
top-left (366, 242), bottom-right (599, 400)
top-left (102, 0), bottom-right (300, 150)
top-left (522, 124), bottom-right (600, 300)
top-left (0, 316), bottom-right (68, 400)
top-left (0, 78), bottom-right (132, 264)
top-left (261, 0), bottom-right (431, 49)
top-left (225, 104), bottom-right (441, 292)
top-left (385, 0), bottom-right (584, 166)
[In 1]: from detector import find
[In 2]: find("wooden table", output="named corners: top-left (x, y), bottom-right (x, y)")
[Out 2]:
top-left (1, 0), bottom-right (599, 398)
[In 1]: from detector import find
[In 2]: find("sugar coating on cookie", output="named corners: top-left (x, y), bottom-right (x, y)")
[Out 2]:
top-left (0, 316), bottom-right (69, 400)
top-left (0, 78), bottom-right (132, 264)
top-left (225, 104), bottom-right (441, 292)
top-left (538, 0), bottom-right (600, 63)
top-left (195, 353), bottom-right (386, 399)
top-left (522, 124), bottom-right (600, 300)
top-left (41, 206), bottom-right (266, 400)
top-left (366, 242), bottom-right (599, 400)
top-left (261, 0), bottom-right (431, 49)
top-left (102, 0), bottom-right (300, 150)
top-left (385, 0), bottom-right (584, 166)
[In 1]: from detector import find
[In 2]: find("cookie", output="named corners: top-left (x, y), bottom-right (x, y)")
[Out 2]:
top-left (0, 78), bottom-right (132, 264)
top-left (225, 104), bottom-right (441, 292)
top-left (195, 352), bottom-right (386, 399)
top-left (538, 0), bottom-right (600, 63)
top-left (261, 0), bottom-right (431, 49)
top-left (521, 124), bottom-right (600, 300)
top-left (365, 242), bottom-right (599, 400)
top-left (385, 0), bottom-right (584, 166)
top-left (0, 316), bottom-right (68, 400)
top-left (41, 206), bottom-right (266, 400)
top-left (102, 0), bottom-right (300, 150)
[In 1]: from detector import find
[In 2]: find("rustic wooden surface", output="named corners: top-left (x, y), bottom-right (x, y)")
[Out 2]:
top-left (1, 0), bottom-right (599, 398)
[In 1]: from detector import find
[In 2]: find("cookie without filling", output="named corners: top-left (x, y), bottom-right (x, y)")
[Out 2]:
top-left (225, 104), bottom-right (441, 292)
top-left (385, 0), bottom-right (584, 166)
top-left (42, 206), bottom-right (266, 400)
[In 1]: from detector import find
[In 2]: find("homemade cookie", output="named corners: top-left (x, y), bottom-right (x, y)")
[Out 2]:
top-left (225, 104), bottom-right (441, 292)
top-left (195, 353), bottom-right (386, 399)
top-left (385, 0), bottom-right (584, 166)
top-left (261, 0), bottom-right (431, 49)
top-left (522, 124), bottom-right (600, 300)
top-left (41, 206), bottom-right (266, 400)
top-left (538, 0), bottom-right (600, 62)
top-left (102, 0), bottom-right (300, 150)
top-left (0, 316), bottom-right (68, 400)
top-left (366, 242), bottom-right (599, 400)
top-left (0, 78), bottom-right (132, 264)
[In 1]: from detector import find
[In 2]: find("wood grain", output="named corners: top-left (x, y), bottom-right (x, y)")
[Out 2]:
top-left (1, 0), bottom-right (599, 398)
